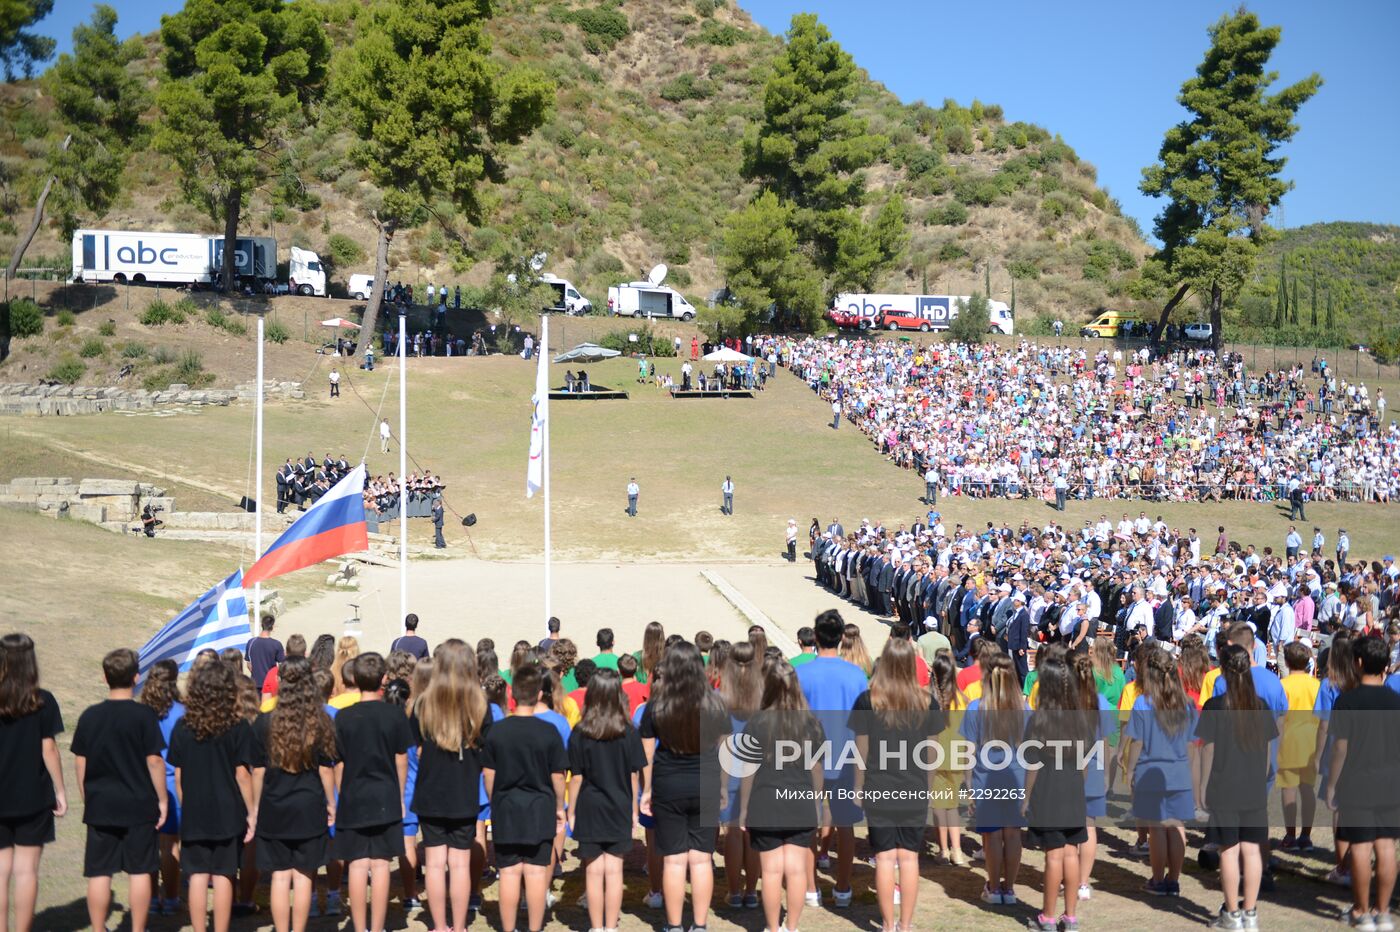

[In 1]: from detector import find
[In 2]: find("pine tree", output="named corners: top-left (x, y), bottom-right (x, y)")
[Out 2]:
top-left (1139, 10), bottom-right (1320, 350)
top-left (1275, 255), bottom-right (1287, 327)
top-left (921, 268), bottom-right (928, 294)
top-left (1292, 278), bottom-right (1300, 325)
top-left (1010, 278), bottom-right (1016, 316)
top-left (1310, 266), bottom-right (1319, 327)
top-left (984, 262), bottom-right (991, 298)
top-left (1326, 288), bottom-right (1334, 330)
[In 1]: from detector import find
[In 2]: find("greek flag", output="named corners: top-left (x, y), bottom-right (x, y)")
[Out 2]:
top-left (138, 570), bottom-right (249, 676)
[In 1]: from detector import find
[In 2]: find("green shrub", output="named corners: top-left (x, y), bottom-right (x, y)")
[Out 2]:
top-left (4, 299), bottom-right (44, 338)
top-left (46, 354), bottom-right (86, 384)
top-left (927, 202), bottom-right (967, 226)
top-left (152, 345), bottom-right (177, 365)
top-left (1008, 259), bottom-right (1040, 280)
top-left (693, 0), bottom-right (717, 15)
top-left (140, 299), bottom-right (187, 326)
top-left (176, 349), bottom-right (206, 383)
top-left (265, 320), bottom-right (290, 344)
top-left (687, 20), bottom-right (743, 46)
top-left (171, 297), bottom-right (199, 319)
top-left (142, 370), bottom-right (172, 392)
top-left (569, 7), bottom-right (630, 51)
top-left (325, 233), bottom-right (366, 269)
top-left (55, 309), bottom-right (75, 327)
top-left (203, 306), bottom-right (248, 336)
top-left (78, 337), bottom-right (105, 358)
top-left (938, 240), bottom-right (969, 261)
top-left (98, 320), bottom-right (116, 336)
top-left (659, 73), bottom-right (713, 102)
top-left (121, 342), bottom-right (147, 358)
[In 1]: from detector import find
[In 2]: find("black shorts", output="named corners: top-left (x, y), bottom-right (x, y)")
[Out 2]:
top-left (653, 796), bottom-right (716, 857)
top-left (576, 838), bottom-right (633, 860)
top-left (331, 822), bottom-right (405, 862)
top-left (181, 837), bottom-right (242, 876)
top-left (1025, 826), bottom-right (1089, 850)
top-left (421, 817), bottom-right (477, 851)
top-left (749, 827), bottom-right (814, 853)
top-left (1204, 808), bottom-right (1269, 849)
top-left (257, 834), bottom-right (328, 874)
top-left (867, 824), bottom-right (925, 854)
top-left (1337, 807), bottom-right (1400, 844)
top-left (0, 809), bottom-right (55, 849)
top-left (84, 823), bottom-right (159, 877)
top-left (495, 840), bottom-right (552, 868)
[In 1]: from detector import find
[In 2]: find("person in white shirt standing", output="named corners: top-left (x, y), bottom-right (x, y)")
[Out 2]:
top-left (786, 519), bottom-right (798, 562)
top-left (626, 478), bottom-right (639, 517)
top-left (379, 417), bottom-right (392, 453)
top-left (328, 368), bottom-right (340, 399)
top-left (721, 476), bottom-right (735, 516)
top-left (831, 399), bottom-right (842, 430)
top-left (924, 464), bottom-right (939, 505)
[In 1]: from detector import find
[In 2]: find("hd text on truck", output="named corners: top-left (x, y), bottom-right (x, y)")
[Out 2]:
top-left (828, 293), bottom-right (1015, 335)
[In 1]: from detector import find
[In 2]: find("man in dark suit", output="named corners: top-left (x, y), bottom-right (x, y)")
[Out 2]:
top-left (432, 497), bottom-right (446, 548)
top-left (1152, 590), bottom-right (1176, 643)
top-left (1004, 591), bottom-right (1031, 683)
top-left (892, 561), bottom-right (911, 625)
top-left (828, 518), bottom-right (845, 539)
top-left (877, 555), bottom-right (897, 617)
top-left (275, 460), bottom-right (292, 514)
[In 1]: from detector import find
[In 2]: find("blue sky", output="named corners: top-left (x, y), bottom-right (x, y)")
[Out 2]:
top-left (37, 0), bottom-right (1399, 236)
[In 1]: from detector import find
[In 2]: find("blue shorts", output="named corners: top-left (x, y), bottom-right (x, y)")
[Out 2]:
top-left (403, 818), bottom-right (419, 837)
top-left (159, 803), bottom-right (180, 837)
top-left (1132, 788), bottom-right (1194, 824)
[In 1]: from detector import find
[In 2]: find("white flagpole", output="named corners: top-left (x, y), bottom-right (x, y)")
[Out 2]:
top-left (541, 314), bottom-right (551, 632)
top-left (253, 317), bottom-right (264, 631)
top-left (398, 310), bottom-right (408, 635)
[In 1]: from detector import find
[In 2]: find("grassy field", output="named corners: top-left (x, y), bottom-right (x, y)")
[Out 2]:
top-left (1, 348), bottom-right (1396, 929)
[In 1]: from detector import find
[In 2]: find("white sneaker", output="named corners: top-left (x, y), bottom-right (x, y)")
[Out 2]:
top-left (832, 888), bottom-right (852, 908)
top-left (1000, 888), bottom-right (1017, 906)
top-left (1377, 913), bottom-right (1396, 932)
top-left (980, 885), bottom-right (1003, 905)
top-left (1078, 883), bottom-right (1092, 901)
top-left (804, 891), bottom-right (822, 907)
top-left (644, 891), bottom-right (664, 909)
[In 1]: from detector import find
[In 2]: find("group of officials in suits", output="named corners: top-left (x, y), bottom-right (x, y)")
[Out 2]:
top-left (275, 452), bottom-right (352, 513)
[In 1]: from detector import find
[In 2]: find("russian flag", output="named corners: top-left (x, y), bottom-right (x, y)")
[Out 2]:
top-left (244, 464), bottom-right (369, 585)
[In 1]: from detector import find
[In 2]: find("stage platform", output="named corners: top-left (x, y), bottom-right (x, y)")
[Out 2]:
top-left (669, 388), bottom-right (755, 399)
top-left (549, 386), bottom-right (629, 400)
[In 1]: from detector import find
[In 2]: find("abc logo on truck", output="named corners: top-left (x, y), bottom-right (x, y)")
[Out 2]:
top-left (114, 240), bottom-right (201, 266)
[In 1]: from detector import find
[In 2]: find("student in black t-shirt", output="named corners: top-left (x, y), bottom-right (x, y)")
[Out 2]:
top-left (567, 669), bottom-right (645, 932)
top-left (1326, 635), bottom-right (1400, 929)
top-left (483, 663), bottom-right (567, 932)
top-left (411, 639), bottom-right (491, 932)
top-left (639, 640), bottom-right (730, 932)
top-left (743, 660), bottom-right (824, 932)
top-left (390, 613), bottom-right (431, 661)
top-left (72, 648), bottom-right (167, 932)
top-left (0, 633), bottom-right (67, 932)
top-left (333, 653), bottom-right (413, 932)
top-left (251, 657), bottom-right (337, 932)
top-left (1196, 644), bottom-right (1278, 931)
top-left (169, 655), bottom-right (256, 932)
top-left (851, 638), bottom-right (946, 932)
top-left (1021, 649), bottom-right (1093, 932)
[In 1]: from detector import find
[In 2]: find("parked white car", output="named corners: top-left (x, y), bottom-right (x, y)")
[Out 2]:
top-left (348, 274), bottom-right (375, 300)
top-left (1184, 322), bottom-right (1213, 341)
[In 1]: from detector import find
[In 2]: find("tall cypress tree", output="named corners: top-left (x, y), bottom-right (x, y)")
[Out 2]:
top-left (1326, 288), bottom-right (1334, 329)
top-left (1310, 267), bottom-right (1319, 327)
top-left (1291, 278), bottom-right (1300, 325)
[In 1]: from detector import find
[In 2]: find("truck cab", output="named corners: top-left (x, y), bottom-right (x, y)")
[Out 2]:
top-left (288, 247), bottom-right (327, 297)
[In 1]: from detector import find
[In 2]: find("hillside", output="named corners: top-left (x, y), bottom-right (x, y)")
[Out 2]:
top-left (1231, 222), bottom-right (1400, 349)
top-left (0, 0), bottom-right (1149, 325)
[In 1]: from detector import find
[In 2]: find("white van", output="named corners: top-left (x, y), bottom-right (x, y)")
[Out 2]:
top-left (348, 274), bottom-right (374, 300)
top-left (540, 273), bottom-right (591, 315)
top-left (607, 264), bottom-right (696, 321)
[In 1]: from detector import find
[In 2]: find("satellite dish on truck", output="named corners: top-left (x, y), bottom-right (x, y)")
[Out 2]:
top-left (646, 263), bottom-right (668, 287)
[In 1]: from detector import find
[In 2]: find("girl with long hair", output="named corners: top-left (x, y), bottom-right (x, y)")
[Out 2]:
top-left (383, 665), bottom-right (423, 913)
top-left (706, 640), bottom-right (731, 691)
top-left (839, 624), bottom-right (873, 677)
top-left (741, 659), bottom-right (823, 932)
top-left (640, 641), bottom-right (729, 932)
top-left (168, 656), bottom-right (256, 932)
top-left (1196, 644), bottom-right (1277, 929)
top-left (855, 638), bottom-right (944, 932)
top-left (1022, 654), bottom-right (1094, 931)
top-left (930, 650), bottom-right (968, 865)
top-left (548, 639), bottom-right (580, 693)
top-left (252, 657), bottom-right (337, 932)
top-left (1122, 646), bottom-right (1199, 896)
top-left (0, 633), bottom-right (67, 932)
top-left (307, 634), bottom-right (336, 673)
top-left (717, 643), bottom-right (762, 908)
top-left (1315, 631), bottom-right (1361, 884)
top-left (329, 636), bottom-right (361, 700)
top-left (958, 652), bottom-right (1027, 906)
top-left (568, 669), bottom-right (645, 932)
top-left (412, 640), bottom-right (490, 932)
top-left (635, 622), bottom-right (665, 685)
top-left (1071, 651), bottom-right (1113, 903)
top-left (139, 658), bottom-right (185, 915)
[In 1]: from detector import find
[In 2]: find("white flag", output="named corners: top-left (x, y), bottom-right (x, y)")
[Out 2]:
top-left (527, 339), bottom-right (548, 497)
